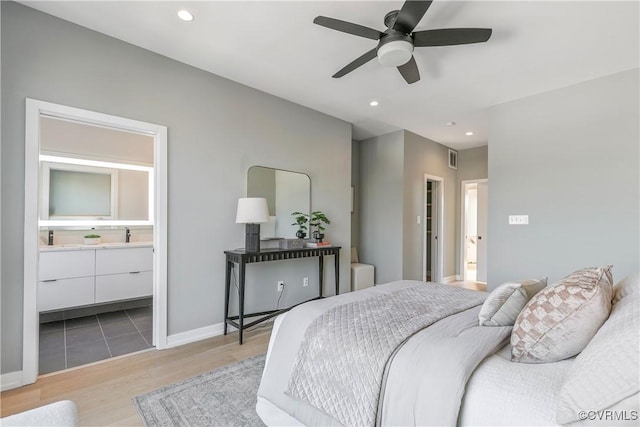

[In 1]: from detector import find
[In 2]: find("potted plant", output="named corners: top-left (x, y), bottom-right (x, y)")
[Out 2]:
top-left (309, 210), bottom-right (330, 242)
top-left (291, 212), bottom-right (309, 238)
top-left (84, 234), bottom-right (101, 245)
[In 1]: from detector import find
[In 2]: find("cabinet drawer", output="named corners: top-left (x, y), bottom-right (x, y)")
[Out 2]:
top-left (38, 277), bottom-right (95, 312)
top-left (95, 271), bottom-right (152, 303)
top-left (39, 250), bottom-right (95, 281)
top-left (95, 247), bottom-right (152, 275)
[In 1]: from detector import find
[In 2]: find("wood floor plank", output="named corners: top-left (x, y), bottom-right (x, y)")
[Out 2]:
top-left (1, 327), bottom-right (271, 426)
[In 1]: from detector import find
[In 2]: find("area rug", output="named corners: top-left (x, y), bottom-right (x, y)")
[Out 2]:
top-left (134, 354), bottom-right (266, 427)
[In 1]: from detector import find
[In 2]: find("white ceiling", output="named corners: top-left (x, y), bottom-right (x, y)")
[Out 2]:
top-left (22, 1), bottom-right (639, 150)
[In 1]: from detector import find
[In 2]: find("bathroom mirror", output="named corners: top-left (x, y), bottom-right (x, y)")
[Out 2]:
top-left (247, 166), bottom-right (310, 239)
top-left (38, 116), bottom-right (154, 225)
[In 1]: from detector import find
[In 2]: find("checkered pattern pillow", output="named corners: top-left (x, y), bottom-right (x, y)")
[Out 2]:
top-left (511, 266), bottom-right (613, 363)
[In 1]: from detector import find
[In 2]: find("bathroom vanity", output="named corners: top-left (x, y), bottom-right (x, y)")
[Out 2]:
top-left (38, 243), bottom-right (153, 312)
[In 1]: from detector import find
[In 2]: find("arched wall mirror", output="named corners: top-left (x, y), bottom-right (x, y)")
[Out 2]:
top-left (247, 166), bottom-right (310, 239)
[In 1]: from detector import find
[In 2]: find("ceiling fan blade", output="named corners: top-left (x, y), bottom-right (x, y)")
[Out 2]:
top-left (333, 49), bottom-right (378, 78)
top-left (413, 28), bottom-right (492, 47)
top-left (393, 1), bottom-right (433, 34)
top-left (314, 16), bottom-right (383, 40)
top-left (397, 56), bottom-right (420, 84)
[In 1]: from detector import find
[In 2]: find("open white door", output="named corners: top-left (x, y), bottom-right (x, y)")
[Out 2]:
top-left (476, 181), bottom-right (488, 283)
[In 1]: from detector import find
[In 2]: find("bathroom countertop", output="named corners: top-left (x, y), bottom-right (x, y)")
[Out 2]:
top-left (40, 242), bottom-right (153, 252)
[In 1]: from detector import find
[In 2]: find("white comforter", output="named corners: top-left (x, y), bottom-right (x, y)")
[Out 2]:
top-left (257, 280), bottom-right (511, 426)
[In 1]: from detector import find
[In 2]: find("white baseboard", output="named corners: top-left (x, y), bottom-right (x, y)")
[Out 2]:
top-left (441, 275), bottom-right (459, 284)
top-left (1, 371), bottom-right (23, 392)
top-left (166, 321), bottom-right (237, 348)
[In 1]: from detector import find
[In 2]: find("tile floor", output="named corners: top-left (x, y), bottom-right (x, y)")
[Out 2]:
top-left (39, 306), bottom-right (153, 375)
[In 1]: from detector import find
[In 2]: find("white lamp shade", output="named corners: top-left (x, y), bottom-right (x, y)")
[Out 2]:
top-left (235, 198), bottom-right (269, 224)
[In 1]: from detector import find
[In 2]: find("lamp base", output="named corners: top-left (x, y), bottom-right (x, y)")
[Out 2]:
top-left (245, 223), bottom-right (261, 253)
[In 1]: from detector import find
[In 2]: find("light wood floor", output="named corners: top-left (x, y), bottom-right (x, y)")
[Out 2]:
top-left (448, 280), bottom-right (487, 292)
top-left (0, 326), bottom-right (271, 426)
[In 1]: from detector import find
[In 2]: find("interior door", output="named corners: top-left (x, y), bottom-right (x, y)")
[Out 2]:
top-left (476, 181), bottom-right (488, 283)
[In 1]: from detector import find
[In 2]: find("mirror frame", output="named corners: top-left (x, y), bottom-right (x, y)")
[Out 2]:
top-left (247, 165), bottom-right (311, 239)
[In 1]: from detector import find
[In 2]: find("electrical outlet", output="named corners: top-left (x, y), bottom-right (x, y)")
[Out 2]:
top-left (277, 280), bottom-right (284, 292)
top-left (303, 277), bottom-right (309, 287)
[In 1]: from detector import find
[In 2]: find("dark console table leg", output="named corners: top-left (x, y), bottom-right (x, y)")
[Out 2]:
top-left (224, 260), bottom-right (232, 335)
top-left (318, 255), bottom-right (324, 298)
top-left (335, 251), bottom-right (340, 296)
top-left (238, 260), bottom-right (246, 344)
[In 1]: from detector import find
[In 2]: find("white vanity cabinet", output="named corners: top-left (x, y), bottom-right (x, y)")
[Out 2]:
top-left (38, 245), bottom-right (153, 312)
top-left (38, 251), bottom-right (96, 311)
top-left (95, 247), bottom-right (153, 303)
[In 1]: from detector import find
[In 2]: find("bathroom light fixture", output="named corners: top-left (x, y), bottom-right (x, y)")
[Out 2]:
top-left (236, 198), bottom-right (269, 253)
top-left (177, 10), bottom-right (194, 22)
top-left (446, 121), bottom-right (456, 127)
top-left (369, 100), bottom-right (379, 107)
top-left (466, 131), bottom-right (474, 136)
top-left (377, 40), bottom-right (414, 67)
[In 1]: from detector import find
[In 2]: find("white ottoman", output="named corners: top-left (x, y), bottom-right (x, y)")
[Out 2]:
top-left (0, 400), bottom-right (77, 427)
top-left (350, 248), bottom-right (375, 291)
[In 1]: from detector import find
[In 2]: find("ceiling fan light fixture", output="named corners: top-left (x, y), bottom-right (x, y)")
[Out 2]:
top-left (377, 40), bottom-right (414, 67)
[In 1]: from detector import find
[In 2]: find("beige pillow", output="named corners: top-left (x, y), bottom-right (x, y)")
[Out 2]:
top-left (479, 278), bottom-right (547, 326)
top-left (511, 266), bottom-right (613, 363)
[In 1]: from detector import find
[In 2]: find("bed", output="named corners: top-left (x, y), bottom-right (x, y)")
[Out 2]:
top-left (257, 270), bottom-right (639, 426)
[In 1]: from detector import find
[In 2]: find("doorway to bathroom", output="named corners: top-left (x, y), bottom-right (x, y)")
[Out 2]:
top-left (23, 99), bottom-right (168, 384)
top-left (461, 180), bottom-right (488, 283)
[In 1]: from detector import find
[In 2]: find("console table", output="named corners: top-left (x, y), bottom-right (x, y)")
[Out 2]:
top-left (224, 246), bottom-right (341, 344)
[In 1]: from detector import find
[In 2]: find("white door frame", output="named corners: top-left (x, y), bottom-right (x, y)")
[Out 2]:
top-left (23, 99), bottom-right (168, 385)
top-left (459, 179), bottom-right (488, 282)
top-left (423, 174), bottom-right (444, 283)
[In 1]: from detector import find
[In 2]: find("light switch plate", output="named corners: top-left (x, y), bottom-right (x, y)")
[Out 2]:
top-left (509, 215), bottom-right (529, 225)
top-left (417, 216), bottom-right (421, 225)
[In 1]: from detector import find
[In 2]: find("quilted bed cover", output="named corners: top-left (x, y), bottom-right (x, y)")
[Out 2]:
top-left (257, 280), bottom-right (511, 426)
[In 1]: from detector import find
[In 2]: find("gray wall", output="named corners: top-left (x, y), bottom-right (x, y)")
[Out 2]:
top-left (488, 69), bottom-right (639, 288)
top-left (351, 140), bottom-right (360, 253)
top-left (1, 2), bottom-right (351, 374)
top-left (359, 130), bottom-right (460, 283)
top-left (358, 131), bottom-right (405, 283)
top-left (402, 131), bottom-right (458, 280)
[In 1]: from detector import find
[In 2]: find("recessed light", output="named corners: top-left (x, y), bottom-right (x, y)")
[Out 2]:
top-left (177, 10), bottom-right (194, 22)
top-left (369, 100), bottom-right (379, 107)
top-left (465, 131), bottom-right (474, 136)
top-left (446, 121), bottom-right (456, 126)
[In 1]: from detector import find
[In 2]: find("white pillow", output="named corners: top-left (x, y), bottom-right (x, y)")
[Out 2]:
top-left (478, 278), bottom-right (547, 326)
top-left (612, 272), bottom-right (639, 305)
top-left (556, 285), bottom-right (639, 424)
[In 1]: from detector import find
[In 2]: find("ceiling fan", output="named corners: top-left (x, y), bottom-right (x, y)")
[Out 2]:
top-left (313, 0), bottom-right (492, 84)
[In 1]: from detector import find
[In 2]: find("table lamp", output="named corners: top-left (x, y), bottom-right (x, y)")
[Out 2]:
top-left (235, 197), bottom-right (269, 253)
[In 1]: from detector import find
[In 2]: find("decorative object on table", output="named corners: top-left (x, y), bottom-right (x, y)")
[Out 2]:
top-left (306, 241), bottom-right (331, 248)
top-left (236, 198), bottom-right (269, 253)
top-left (134, 354), bottom-right (265, 427)
top-left (291, 211), bottom-right (309, 238)
top-left (279, 238), bottom-right (309, 249)
top-left (83, 234), bottom-right (101, 245)
top-left (310, 210), bottom-right (331, 242)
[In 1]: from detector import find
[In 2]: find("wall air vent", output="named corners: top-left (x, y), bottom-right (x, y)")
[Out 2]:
top-left (448, 149), bottom-right (458, 170)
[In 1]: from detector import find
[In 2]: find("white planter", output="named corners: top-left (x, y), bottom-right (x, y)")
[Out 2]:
top-left (84, 237), bottom-right (101, 245)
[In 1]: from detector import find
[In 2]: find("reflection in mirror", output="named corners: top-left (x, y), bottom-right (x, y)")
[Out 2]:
top-left (39, 116), bottom-right (154, 225)
top-left (247, 166), bottom-right (310, 239)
